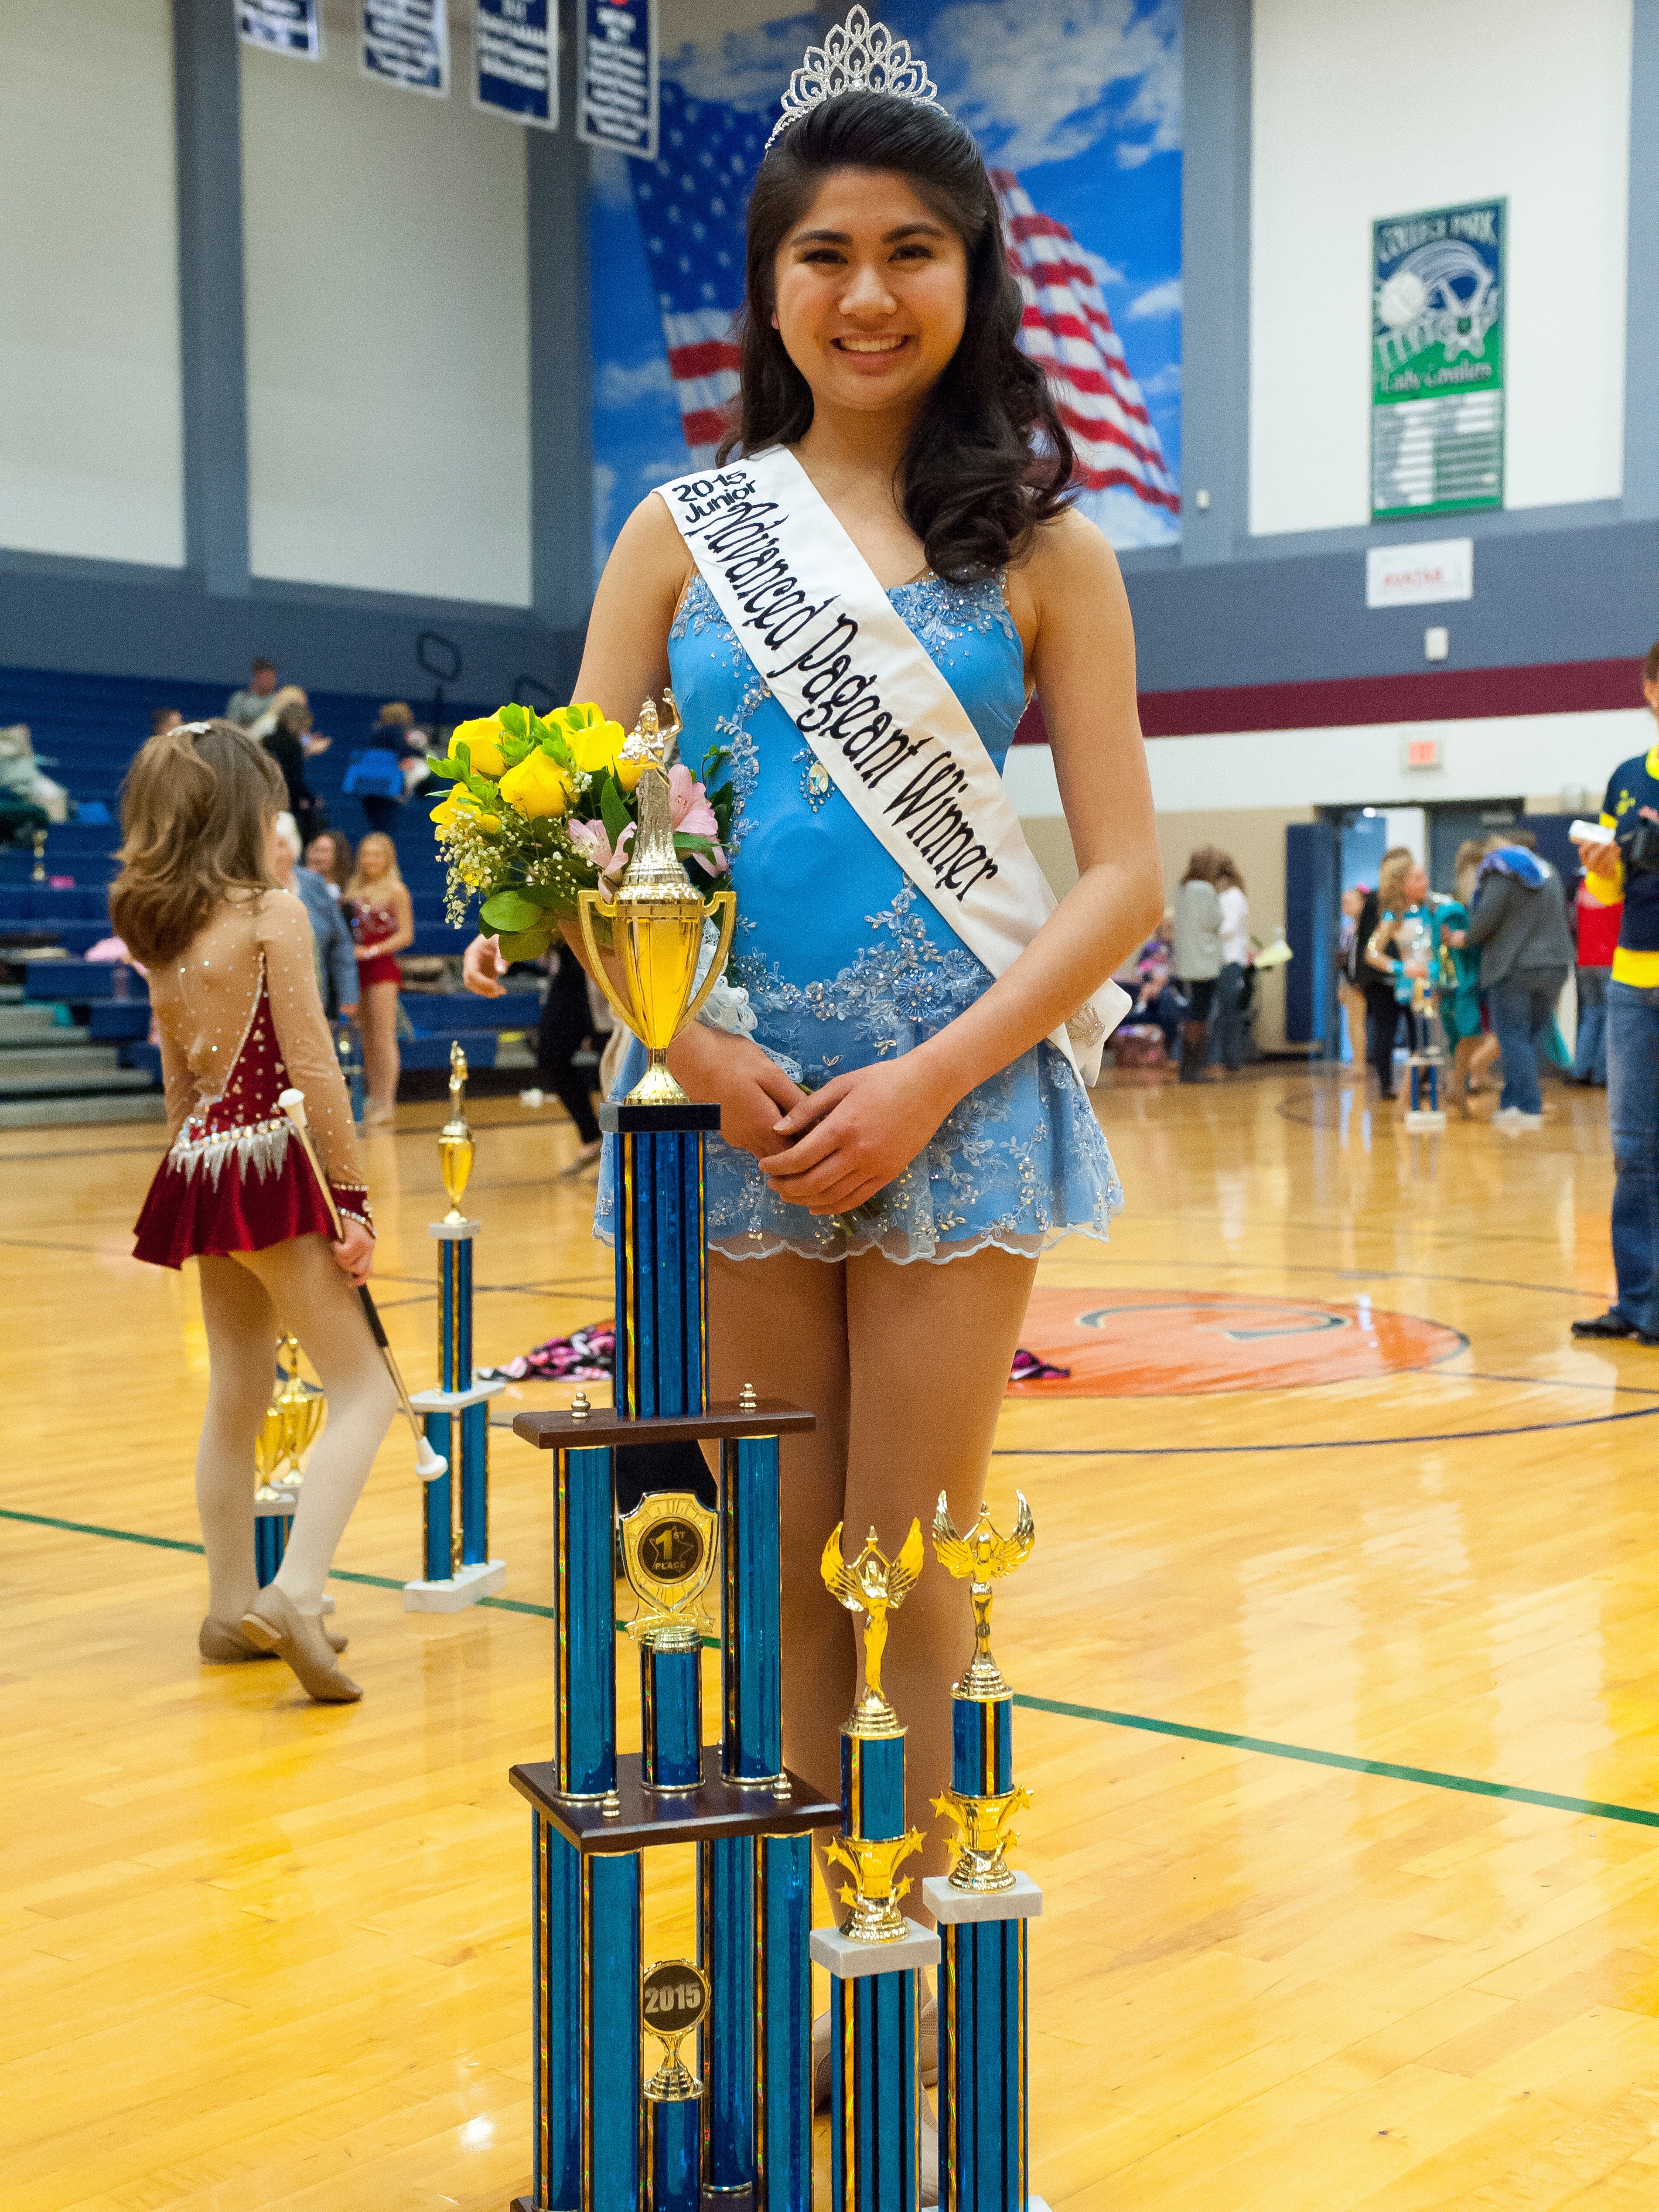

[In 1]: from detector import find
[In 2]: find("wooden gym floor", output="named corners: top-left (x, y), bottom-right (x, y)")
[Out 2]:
top-left (6, 1065), bottom-right (1659, 2210)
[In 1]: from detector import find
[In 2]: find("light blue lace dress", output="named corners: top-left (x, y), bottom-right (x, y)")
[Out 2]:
top-left (598, 572), bottom-right (1121, 1265)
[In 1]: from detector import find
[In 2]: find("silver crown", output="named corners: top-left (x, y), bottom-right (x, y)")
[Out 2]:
top-left (766, 6), bottom-right (941, 151)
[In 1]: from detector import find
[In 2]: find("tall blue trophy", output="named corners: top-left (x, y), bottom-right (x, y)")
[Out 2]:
top-left (506, 712), bottom-right (842, 2212)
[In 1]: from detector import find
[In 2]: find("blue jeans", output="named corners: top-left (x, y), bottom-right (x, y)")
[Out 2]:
top-left (1608, 978), bottom-right (1659, 1333)
top-left (1488, 975), bottom-right (1562, 1114)
top-left (1210, 961), bottom-right (1248, 1070)
top-left (1573, 965), bottom-right (1610, 1083)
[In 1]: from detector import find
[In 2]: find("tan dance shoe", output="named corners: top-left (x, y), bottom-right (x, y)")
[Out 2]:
top-left (200, 1613), bottom-right (348, 1662)
top-left (238, 1586), bottom-right (363, 1702)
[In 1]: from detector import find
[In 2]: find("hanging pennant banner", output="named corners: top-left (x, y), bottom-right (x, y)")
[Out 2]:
top-left (238, 0), bottom-right (323, 57)
top-left (475, 0), bottom-right (557, 129)
top-left (578, 0), bottom-right (657, 160)
top-left (362, 0), bottom-right (449, 95)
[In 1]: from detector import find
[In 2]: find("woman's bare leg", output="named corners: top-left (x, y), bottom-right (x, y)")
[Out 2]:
top-left (231, 1235), bottom-right (398, 1612)
top-left (361, 979), bottom-right (400, 1121)
top-left (706, 1250), bottom-right (853, 1803)
top-left (843, 1244), bottom-right (1039, 1885)
top-left (195, 1254), bottom-right (281, 1623)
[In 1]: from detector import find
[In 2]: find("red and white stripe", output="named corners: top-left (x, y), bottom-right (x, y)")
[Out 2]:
top-left (664, 308), bottom-right (741, 460)
top-left (991, 170), bottom-right (1179, 514)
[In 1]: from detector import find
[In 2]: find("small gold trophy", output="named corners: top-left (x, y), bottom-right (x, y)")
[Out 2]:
top-left (437, 1042), bottom-right (475, 1223)
top-left (618, 1490), bottom-right (719, 1643)
top-left (825, 1828), bottom-right (927, 1944)
top-left (821, 1518), bottom-right (926, 1739)
top-left (254, 1334), bottom-right (325, 1491)
top-left (641, 1957), bottom-right (709, 2100)
top-left (576, 693), bottom-right (738, 1107)
top-left (930, 1491), bottom-right (1036, 1893)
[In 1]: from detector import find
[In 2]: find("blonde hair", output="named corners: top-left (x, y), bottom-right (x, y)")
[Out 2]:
top-left (110, 720), bottom-right (284, 966)
top-left (347, 832), bottom-right (403, 897)
top-left (1377, 851), bottom-right (1416, 914)
top-left (1453, 838), bottom-right (1486, 907)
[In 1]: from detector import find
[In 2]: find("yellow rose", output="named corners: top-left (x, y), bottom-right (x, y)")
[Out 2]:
top-left (498, 749), bottom-right (575, 820)
top-left (431, 788), bottom-right (499, 835)
top-left (567, 718), bottom-right (629, 779)
top-left (450, 715), bottom-right (507, 779)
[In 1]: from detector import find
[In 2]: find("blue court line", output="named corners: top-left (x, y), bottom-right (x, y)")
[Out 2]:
top-left (6, 1504), bottom-right (1658, 1832)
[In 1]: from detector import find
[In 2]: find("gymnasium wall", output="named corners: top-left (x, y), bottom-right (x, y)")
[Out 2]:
top-left (1249, 0), bottom-right (1633, 538)
top-left (0, 0), bottom-right (185, 568)
top-left (240, 2), bottom-right (532, 606)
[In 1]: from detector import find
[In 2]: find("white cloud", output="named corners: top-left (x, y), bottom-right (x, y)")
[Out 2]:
top-left (1082, 246), bottom-right (1127, 289)
top-left (1072, 483), bottom-right (1180, 549)
top-left (1127, 278), bottom-right (1182, 320)
top-left (664, 12), bottom-right (815, 115)
top-left (928, 0), bottom-right (1180, 173)
top-left (1137, 360), bottom-right (1182, 397)
top-left (597, 356), bottom-right (675, 409)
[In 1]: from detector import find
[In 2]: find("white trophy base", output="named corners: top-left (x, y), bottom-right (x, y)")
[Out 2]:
top-left (1404, 1109), bottom-right (1448, 1131)
top-left (921, 1870), bottom-right (1044, 1925)
top-left (810, 1915), bottom-right (941, 1981)
top-left (402, 1558), bottom-right (507, 1612)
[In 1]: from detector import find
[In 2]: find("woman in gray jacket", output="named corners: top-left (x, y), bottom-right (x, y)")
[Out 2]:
top-left (1172, 848), bottom-right (1225, 1083)
top-left (1466, 834), bottom-right (1575, 1125)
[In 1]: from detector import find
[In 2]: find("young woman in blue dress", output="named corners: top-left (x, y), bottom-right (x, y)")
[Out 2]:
top-left (468, 91), bottom-right (1160, 1859)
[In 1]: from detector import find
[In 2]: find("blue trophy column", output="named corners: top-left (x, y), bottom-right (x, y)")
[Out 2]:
top-left (646, 2097), bottom-right (701, 2212)
top-left (406, 1217), bottom-right (505, 1606)
top-left (753, 1831), bottom-right (812, 2212)
top-left (614, 1122), bottom-right (708, 1419)
top-left (698, 1832), bottom-right (756, 2207)
top-left (531, 1814), bottom-right (582, 2211)
top-left (924, 1687), bottom-right (1043, 2212)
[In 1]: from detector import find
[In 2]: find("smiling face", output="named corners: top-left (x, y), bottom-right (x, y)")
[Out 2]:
top-left (772, 167), bottom-right (969, 424)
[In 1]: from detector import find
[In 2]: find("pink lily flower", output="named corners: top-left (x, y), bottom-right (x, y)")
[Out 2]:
top-left (567, 815), bottom-right (635, 886)
top-left (667, 764), bottom-right (727, 876)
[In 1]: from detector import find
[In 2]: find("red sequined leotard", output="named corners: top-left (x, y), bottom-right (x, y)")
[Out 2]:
top-left (351, 896), bottom-right (404, 990)
top-left (133, 891), bottom-right (371, 1269)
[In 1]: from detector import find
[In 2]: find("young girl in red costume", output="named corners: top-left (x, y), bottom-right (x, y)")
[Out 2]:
top-left (115, 719), bottom-right (396, 1702)
top-left (345, 831), bottom-right (414, 1125)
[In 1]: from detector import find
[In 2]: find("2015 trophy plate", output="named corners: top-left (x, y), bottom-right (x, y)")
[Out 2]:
top-left (503, 698), bottom-right (1047, 2212)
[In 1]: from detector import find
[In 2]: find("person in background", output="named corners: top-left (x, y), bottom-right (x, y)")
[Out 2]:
top-left (1573, 643), bottom-right (1659, 1342)
top-left (1336, 887), bottom-right (1368, 1068)
top-left (1172, 847), bottom-right (1224, 1084)
top-left (262, 698), bottom-right (323, 846)
top-left (151, 706), bottom-right (183, 737)
top-left (305, 829), bottom-right (354, 900)
top-left (272, 812), bottom-right (358, 1025)
top-left (1466, 829), bottom-right (1573, 1130)
top-left (248, 683), bottom-right (308, 743)
top-left (1439, 838), bottom-right (1500, 1111)
top-left (224, 658), bottom-right (277, 729)
top-left (1353, 848), bottom-right (1415, 1100)
top-left (346, 831), bottom-right (414, 1127)
top-left (530, 952), bottom-right (603, 1173)
top-left (348, 703), bottom-right (421, 835)
top-left (1211, 856), bottom-right (1252, 1074)
top-left (1570, 860), bottom-right (1620, 1087)
top-left (1120, 914), bottom-right (1184, 1061)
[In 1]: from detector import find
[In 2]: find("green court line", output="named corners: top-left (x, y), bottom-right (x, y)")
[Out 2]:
top-left (8, 1504), bottom-right (1657, 1831)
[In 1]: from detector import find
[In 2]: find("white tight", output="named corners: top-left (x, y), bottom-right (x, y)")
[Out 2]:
top-left (195, 1237), bottom-right (398, 1619)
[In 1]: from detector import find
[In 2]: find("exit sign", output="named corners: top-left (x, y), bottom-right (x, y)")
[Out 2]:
top-left (1402, 733), bottom-right (1443, 771)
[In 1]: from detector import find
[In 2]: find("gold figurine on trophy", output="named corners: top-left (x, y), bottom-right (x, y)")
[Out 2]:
top-left (437, 1041), bottom-right (475, 1223)
top-left (820, 1517), bottom-right (926, 1737)
top-left (254, 1335), bottom-right (325, 1493)
top-left (930, 1489), bottom-right (1034, 1701)
top-left (576, 694), bottom-right (738, 1107)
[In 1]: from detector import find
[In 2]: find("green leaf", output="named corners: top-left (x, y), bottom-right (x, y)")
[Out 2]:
top-left (600, 776), bottom-right (631, 846)
top-left (426, 757), bottom-right (468, 782)
top-left (673, 832), bottom-right (715, 857)
top-left (496, 923), bottom-right (554, 962)
top-left (481, 889), bottom-right (543, 933)
top-left (498, 702), bottom-right (530, 741)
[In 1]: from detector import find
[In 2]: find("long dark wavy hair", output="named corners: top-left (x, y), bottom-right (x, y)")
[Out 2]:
top-left (717, 91), bottom-right (1075, 582)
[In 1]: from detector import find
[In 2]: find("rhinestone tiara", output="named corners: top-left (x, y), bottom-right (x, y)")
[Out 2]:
top-left (766, 6), bottom-right (942, 152)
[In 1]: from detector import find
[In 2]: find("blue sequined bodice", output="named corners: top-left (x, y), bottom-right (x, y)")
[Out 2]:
top-left (599, 569), bottom-right (1120, 1264)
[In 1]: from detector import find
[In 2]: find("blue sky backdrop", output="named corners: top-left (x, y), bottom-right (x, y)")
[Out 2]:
top-left (589, 0), bottom-right (1182, 574)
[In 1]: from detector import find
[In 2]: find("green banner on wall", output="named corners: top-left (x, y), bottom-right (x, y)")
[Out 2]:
top-left (1371, 199), bottom-right (1505, 523)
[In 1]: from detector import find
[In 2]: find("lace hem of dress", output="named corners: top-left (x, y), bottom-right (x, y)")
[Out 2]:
top-left (707, 1219), bottom-right (1113, 1268)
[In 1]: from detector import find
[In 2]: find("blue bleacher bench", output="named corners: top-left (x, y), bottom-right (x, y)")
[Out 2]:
top-left (24, 960), bottom-right (149, 1003)
top-left (401, 991), bottom-right (541, 1034)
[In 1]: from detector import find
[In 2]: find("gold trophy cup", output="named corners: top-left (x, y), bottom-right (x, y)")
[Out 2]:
top-left (438, 1041), bottom-right (475, 1223)
top-left (254, 1334), bottom-right (326, 1491)
top-left (576, 694), bottom-right (737, 1107)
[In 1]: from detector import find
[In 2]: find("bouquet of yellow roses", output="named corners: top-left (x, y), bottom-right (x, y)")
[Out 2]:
top-left (427, 698), bottom-right (733, 963)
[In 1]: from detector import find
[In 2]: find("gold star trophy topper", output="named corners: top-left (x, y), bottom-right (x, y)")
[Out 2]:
top-left (930, 1489), bottom-right (1035, 1701)
top-left (820, 1517), bottom-right (925, 1738)
top-left (619, 1490), bottom-right (719, 1646)
top-left (931, 1783), bottom-right (1032, 1895)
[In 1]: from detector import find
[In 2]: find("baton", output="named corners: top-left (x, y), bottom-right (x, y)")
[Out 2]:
top-left (277, 1087), bottom-right (448, 1480)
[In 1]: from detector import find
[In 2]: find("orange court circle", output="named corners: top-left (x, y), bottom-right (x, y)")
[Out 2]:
top-left (1009, 1288), bottom-right (1467, 1398)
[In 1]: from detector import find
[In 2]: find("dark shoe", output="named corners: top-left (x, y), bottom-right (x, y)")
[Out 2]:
top-left (1572, 1310), bottom-right (1636, 1339)
top-left (1639, 1332), bottom-right (1659, 1347)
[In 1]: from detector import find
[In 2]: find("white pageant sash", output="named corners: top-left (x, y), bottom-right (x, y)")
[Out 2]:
top-left (657, 447), bottom-right (1128, 1085)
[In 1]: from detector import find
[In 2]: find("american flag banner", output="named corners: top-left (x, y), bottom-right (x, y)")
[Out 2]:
top-left (630, 81), bottom-right (757, 459)
top-left (630, 87), bottom-right (1179, 523)
top-left (992, 170), bottom-right (1179, 516)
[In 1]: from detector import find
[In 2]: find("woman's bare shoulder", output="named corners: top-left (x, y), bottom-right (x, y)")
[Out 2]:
top-left (1026, 503), bottom-right (1126, 592)
top-left (612, 489), bottom-right (698, 592)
